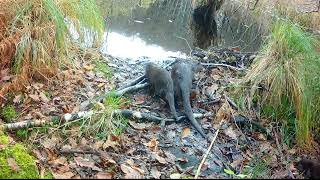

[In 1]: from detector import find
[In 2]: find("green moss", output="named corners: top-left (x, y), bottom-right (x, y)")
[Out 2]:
top-left (0, 140), bottom-right (39, 178)
top-left (0, 132), bottom-right (10, 145)
top-left (43, 170), bottom-right (54, 179)
top-left (1, 105), bottom-right (18, 123)
top-left (16, 129), bottom-right (29, 140)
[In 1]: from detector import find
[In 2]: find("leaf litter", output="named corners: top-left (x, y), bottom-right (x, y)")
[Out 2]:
top-left (0, 48), bottom-right (312, 179)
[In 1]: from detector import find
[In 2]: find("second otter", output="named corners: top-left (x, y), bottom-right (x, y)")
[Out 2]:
top-left (171, 61), bottom-right (208, 139)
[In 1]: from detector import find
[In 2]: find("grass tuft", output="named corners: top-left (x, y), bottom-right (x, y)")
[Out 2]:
top-left (242, 15), bottom-right (320, 147)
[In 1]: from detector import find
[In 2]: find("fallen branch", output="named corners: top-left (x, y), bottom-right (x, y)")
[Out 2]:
top-left (1, 119), bottom-right (47, 130)
top-left (2, 109), bottom-right (213, 131)
top-left (97, 82), bottom-right (149, 103)
top-left (201, 63), bottom-right (246, 71)
top-left (116, 75), bottom-right (146, 91)
top-left (225, 95), bottom-right (239, 110)
top-left (113, 109), bottom-right (214, 124)
top-left (195, 120), bottom-right (223, 179)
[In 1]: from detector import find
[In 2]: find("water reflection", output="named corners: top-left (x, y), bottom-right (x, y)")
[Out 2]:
top-left (100, 31), bottom-right (187, 60)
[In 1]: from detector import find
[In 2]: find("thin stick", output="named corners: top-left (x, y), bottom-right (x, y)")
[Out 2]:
top-left (201, 63), bottom-right (246, 71)
top-left (194, 125), bottom-right (221, 179)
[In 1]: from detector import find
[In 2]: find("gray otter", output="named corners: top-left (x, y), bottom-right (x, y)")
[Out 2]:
top-left (145, 62), bottom-right (179, 121)
top-left (171, 61), bottom-right (208, 139)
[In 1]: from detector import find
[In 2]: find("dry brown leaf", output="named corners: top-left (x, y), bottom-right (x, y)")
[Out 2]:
top-left (143, 138), bottom-right (158, 152)
top-left (134, 95), bottom-right (146, 105)
top-left (83, 64), bottom-right (95, 71)
top-left (52, 171), bottom-right (75, 179)
top-left (39, 92), bottom-right (50, 103)
top-left (100, 152), bottom-right (116, 164)
top-left (212, 102), bottom-right (230, 127)
top-left (120, 164), bottom-right (143, 179)
top-left (29, 94), bottom-right (40, 102)
top-left (50, 157), bottom-right (67, 166)
top-left (223, 126), bottom-right (238, 140)
top-left (152, 153), bottom-right (167, 164)
top-left (96, 172), bottom-right (113, 179)
top-left (13, 95), bottom-right (22, 104)
top-left (74, 157), bottom-right (102, 171)
top-left (103, 136), bottom-right (119, 150)
top-left (7, 158), bottom-right (20, 172)
top-left (94, 141), bottom-right (104, 150)
top-left (151, 167), bottom-right (161, 179)
top-left (206, 83), bottom-right (219, 96)
top-left (181, 127), bottom-right (191, 138)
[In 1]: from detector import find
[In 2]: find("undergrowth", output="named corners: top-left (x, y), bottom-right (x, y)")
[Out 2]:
top-left (0, 0), bottom-right (104, 96)
top-left (242, 15), bottom-right (320, 148)
top-left (80, 93), bottom-right (129, 139)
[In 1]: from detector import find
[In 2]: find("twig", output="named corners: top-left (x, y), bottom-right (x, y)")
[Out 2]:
top-left (98, 82), bottom-right (149, 102)
top-left (175, 35), bottom-right (192, 55)
top-left (225, 95), bottom-right (238, 110)
top-left (117, 75), bottom-right (146, 91)
top-left (113, 109), bottom-right (214, 124)
top-left (194, 121), bottom-right (222, 179)
top-left (0, 93), bottom-right (7, 101)
top-left (201, 63), bottom-right (246, 71)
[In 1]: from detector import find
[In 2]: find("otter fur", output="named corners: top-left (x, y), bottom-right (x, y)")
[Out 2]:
top-left (145, 62), bottom-right (179, 121)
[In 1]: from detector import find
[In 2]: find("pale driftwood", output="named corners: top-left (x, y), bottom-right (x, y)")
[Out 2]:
top-left (117, 75), bottom-right (146, 91)
top-left (98, 82), bottom-right (149, 103)
top-left (201, 63), bottom-right (246, 71)
top-left (113, 109), bottom-right (214, 124)
top-left (2, 109), bottom-right (213, 131)
top-left (1, 119), bottom-right (47, 130)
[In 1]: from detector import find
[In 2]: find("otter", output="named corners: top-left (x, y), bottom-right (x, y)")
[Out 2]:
top-left (145, 62), bottom-right (179, 121)
top-left (171, 61), bottom-right (208, 139)
top-left (297, 158), bottom-right (320, 179)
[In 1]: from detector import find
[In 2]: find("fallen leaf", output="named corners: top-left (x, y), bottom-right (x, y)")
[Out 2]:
top-left (96, 172), bottom-right (113, 179)
top-left (39, 92), bottom-right (50, 103)
top-left (120, 164), bottom-right (143, 179)
top-left (223, 126), bottom-right (238, 140)
top-left (206, 83), bottom-right (219, 96)
top-left (50, 157), bottom-right (67, 166)
top-left (103, 135), bottom-right (119, 150)
top-left (170, 173), bottom-right (181, 179)
top-left (13, 95), bottom-right (22, 104)
top-left (143, 138), bottom-right (158, 151)
top-left (29, 94), bottom-right (40, 102)
top-left (74, 157), bottom-right (102, 171)
top-left (152, 153), bottom-right (167, 164)
top-left (177, 158), bottom-right (188, 163)
top-left (151, 167), bottom-right (161, 179)
top-left (7, 158), bottom-right (20, 172)
top-left (83, 64), bottom-right (95, 71)
top-left (181, 127), bottom-right (191, 138)
top-left (212, 102), bottom-right (230, 127)
top-left (164, 151), bottom-right (176, 164)
top-left (288, 148), bottom-right (296, 155)
top-left (94, 141), bottom-right (104, 150)
top-left (52, 171), bottom-right (75, 179)
top-left (134, 95), bottom-right (146, 105)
